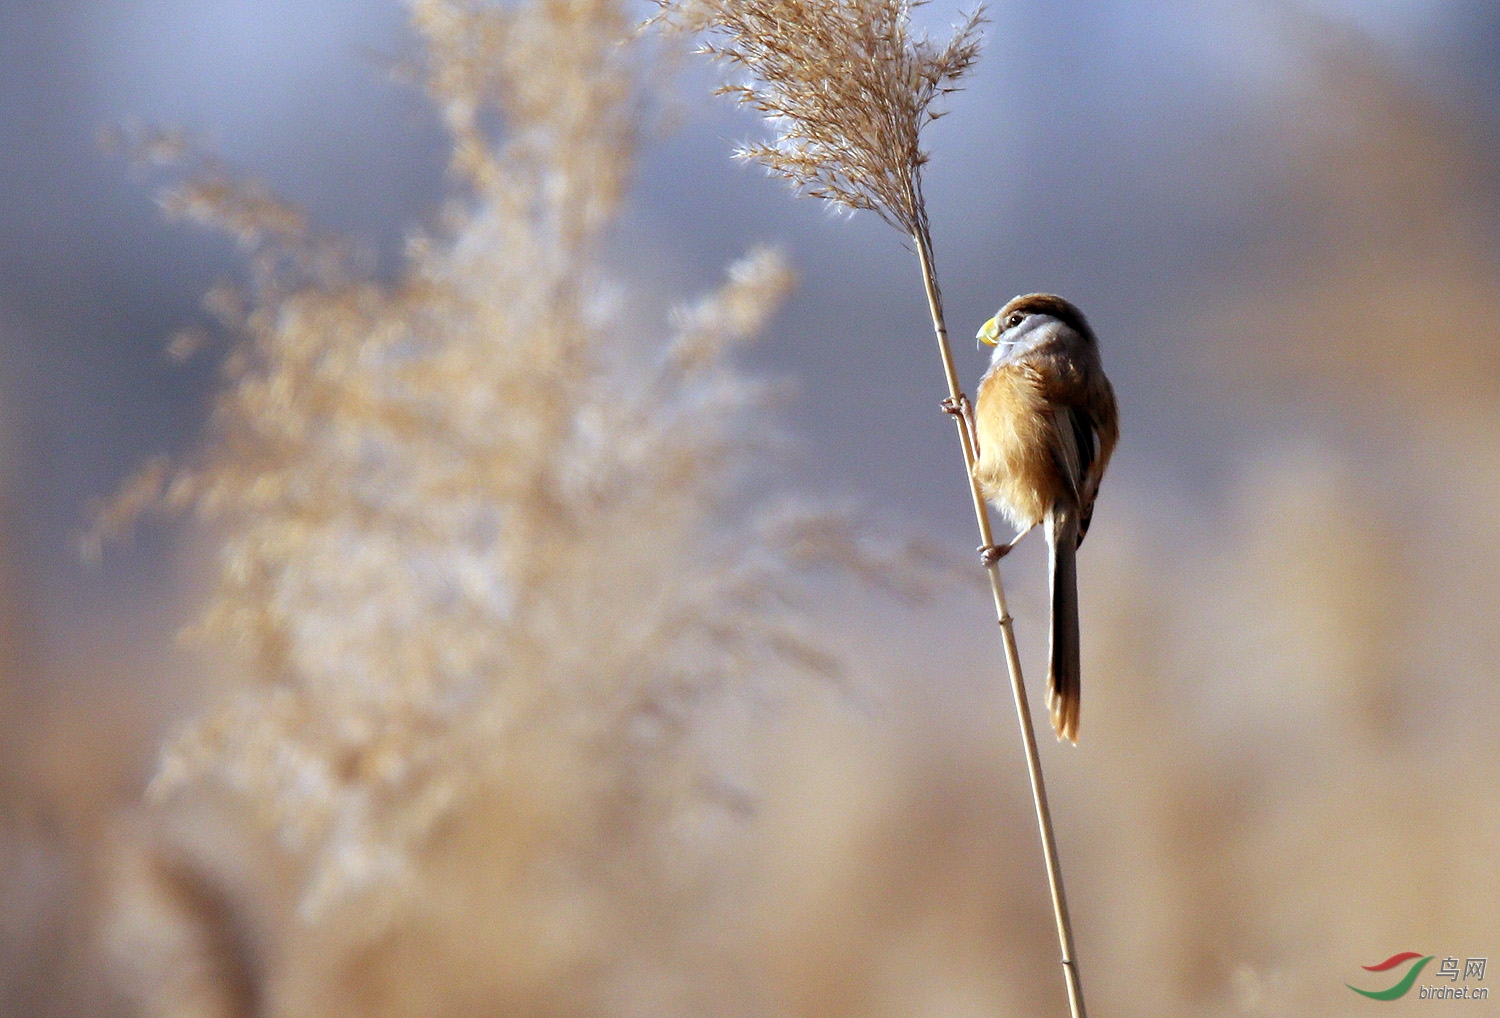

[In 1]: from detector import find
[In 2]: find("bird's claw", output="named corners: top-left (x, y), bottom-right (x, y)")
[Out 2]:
top-left (940, 394), bottom-right (971, 417)
top-left (978, 543), bottom-right (1010, 567)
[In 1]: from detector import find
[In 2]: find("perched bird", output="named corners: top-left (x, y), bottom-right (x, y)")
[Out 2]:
top-left (968, 294), bottom-right (1118, 743)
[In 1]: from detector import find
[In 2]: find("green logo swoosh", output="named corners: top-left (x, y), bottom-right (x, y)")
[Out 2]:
top-left (1347, 955), bottom-right (1433, 1000)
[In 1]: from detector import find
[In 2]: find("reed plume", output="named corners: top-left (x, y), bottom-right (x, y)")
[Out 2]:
top-left (95, 0), bottom-right (951, 1011)
top-left (660, 0), bottom-right (982, 234)
top-left (651, 1), bottom-right (1089, 1014)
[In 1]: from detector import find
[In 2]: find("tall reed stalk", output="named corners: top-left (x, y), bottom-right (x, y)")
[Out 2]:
top-left (652, 0), bottom-right (1087, 1013)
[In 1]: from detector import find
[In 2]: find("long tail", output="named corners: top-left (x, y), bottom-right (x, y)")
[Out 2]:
top-left (1046, 504), bottom-right (1081, 743)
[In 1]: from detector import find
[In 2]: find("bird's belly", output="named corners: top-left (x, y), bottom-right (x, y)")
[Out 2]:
top-left (973, 367), bottom-right (1059, 529)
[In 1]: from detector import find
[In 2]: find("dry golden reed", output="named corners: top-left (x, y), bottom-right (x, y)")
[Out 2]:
top-left (96, 0), bottom-right (943, 961)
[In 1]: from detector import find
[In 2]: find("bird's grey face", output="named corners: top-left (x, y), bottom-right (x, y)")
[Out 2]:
top-left (977, 308), bottom-right (1065, 364)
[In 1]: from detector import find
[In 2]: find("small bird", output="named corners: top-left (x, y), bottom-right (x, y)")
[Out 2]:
top-left (967, 293), bottom-right (1118, 743)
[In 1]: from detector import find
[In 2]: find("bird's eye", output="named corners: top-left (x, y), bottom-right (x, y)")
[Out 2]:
top-left (1006, 313), bottom-right (1025, 329)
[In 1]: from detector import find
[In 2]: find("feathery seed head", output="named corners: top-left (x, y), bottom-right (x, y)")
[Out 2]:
top-left (652, 0), bottom-right (985, 234)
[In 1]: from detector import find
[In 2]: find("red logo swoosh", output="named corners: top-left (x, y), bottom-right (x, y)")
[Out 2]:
top-left (1363, 952), bottom-right (1424, 972)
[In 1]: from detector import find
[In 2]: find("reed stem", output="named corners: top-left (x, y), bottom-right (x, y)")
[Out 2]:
top-left (911, 220), bottom-right (1087, 1018)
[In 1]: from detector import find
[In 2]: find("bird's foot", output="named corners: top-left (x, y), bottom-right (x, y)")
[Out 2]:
top-left (978, 543), bottom-right (1011, 567)
top-left (939, 394), bottom-right (971, 418)
top-left (941, 394), bottom-right (981, 452)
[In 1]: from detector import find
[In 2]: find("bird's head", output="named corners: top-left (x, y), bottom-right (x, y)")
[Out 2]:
top-left (977, 293), bottom-right (1095, 359)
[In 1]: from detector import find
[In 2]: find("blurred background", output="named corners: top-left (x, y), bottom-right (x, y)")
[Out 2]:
top-left (2, 0), bottom-right (1498, 1015)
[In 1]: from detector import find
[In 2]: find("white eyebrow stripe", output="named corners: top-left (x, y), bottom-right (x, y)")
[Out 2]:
top-left (1010, 313), bottom-right (1058, 341)
top-left (990, 313), bottom-right (1065, 364)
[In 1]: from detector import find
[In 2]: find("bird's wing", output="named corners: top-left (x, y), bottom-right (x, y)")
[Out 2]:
top-left (1048, 405), bottom-right (1085, 508)
top-left (1030, 331), bottom-right (1117, 549)
top-left (1069, 407), bottom-right (1098, 490)
top-left (1066, 407), bottom-right (1101, 546)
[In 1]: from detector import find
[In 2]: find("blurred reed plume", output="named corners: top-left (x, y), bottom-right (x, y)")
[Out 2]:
top-left (651, 1), bottom-right (1094, 1015)
top-left (95, 0), bottom-right (949, 1012)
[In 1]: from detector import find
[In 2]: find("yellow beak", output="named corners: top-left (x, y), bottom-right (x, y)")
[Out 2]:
top-left (976, 315), bottom-right (1000, 347)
